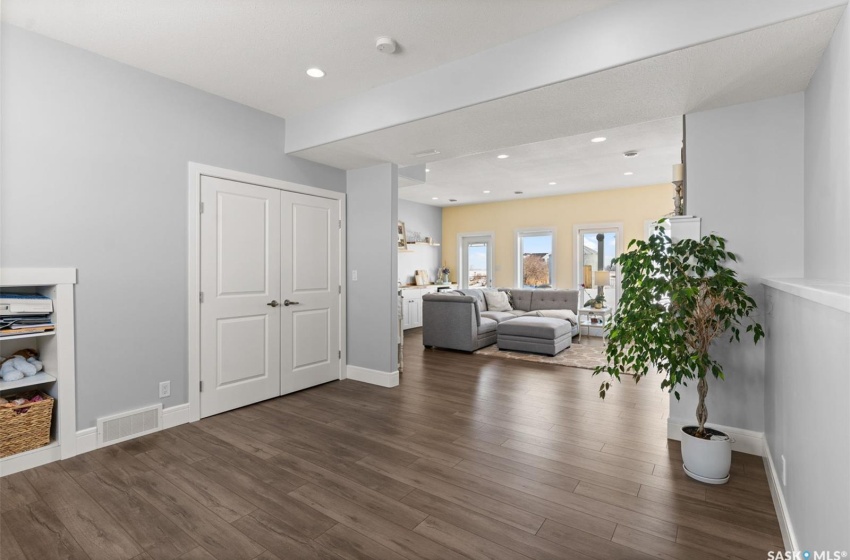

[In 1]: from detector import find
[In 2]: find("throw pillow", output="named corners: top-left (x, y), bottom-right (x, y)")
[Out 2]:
top-left (484, 290), bottom-right (512, 312)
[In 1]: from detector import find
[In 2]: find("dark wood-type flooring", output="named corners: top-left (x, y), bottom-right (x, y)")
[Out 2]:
top-left (1, 329), bottom-right (783, 560)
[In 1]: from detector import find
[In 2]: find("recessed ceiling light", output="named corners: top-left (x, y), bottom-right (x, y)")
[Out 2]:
top-left (483, 190), bottom-right (491, 194)
top-left (591, 137), bottom-right (606, 143)
top-left (548, 182), bottom-right (557, 185)
top-left (306, 67), bottom-right (325, 78)
top-left (497, 154), bottom-right (509, 159)
top-left (432, 197), bottom-right (438, 200)
top-left (425, 168), bottom-right (430, 172)
top-left (624, 171), bottom-right (634, 176)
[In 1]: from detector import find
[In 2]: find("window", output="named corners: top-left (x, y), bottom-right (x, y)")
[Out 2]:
top-left (459, 234), bottom-right (493, 289)
top-left (516, 230), bottom-right (555, 288)
top-left (575, 224), bottom-right (622, 309)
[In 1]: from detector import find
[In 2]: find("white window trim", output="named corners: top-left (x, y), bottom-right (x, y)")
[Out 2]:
top-left (515, 227), bottom-right (556, 289)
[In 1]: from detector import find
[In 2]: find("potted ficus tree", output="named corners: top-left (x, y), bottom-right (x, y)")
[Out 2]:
top-left (594, 223), bottom-right (764, 484)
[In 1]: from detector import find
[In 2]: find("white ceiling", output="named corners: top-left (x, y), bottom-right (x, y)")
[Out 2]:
top-left (400, 117), bottom-right (682, 207)
top-left (1, 0), bottom-right (615, 118)
top-left (6, 0), bottom-right (842, 207)
top-left (293, 7), bottom-right (845, 170)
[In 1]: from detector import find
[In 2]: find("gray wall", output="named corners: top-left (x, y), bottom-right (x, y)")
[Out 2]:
top-left (0, 25), bottom-right (345, 429)
top-left (764, 12), bottom-right (850, 550)
top-left (764, 288), bottom-right (849, 550)
top-left (804, 11), bottom-right (850, 282)
top-left (675, 93), bottom-right (805, 432)
top-left (397, 199), bottom-right (442, 284)
top-left (346, 164), bottom-right (399, 373)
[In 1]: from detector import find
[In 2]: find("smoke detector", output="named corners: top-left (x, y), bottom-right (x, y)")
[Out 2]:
top-left (623, 150), bottom-right (639, 158)
top-left (376, 37), bottom-right (397, 54)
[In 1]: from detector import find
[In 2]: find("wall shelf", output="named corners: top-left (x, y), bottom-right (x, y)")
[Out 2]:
top-left (0, 268), bottom-right (77, 477)
top-left (0, 331), bottom-right (56, 342)
top-left (0, 372), bottom-right (58, 392)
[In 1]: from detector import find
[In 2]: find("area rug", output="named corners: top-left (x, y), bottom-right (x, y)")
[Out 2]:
top-left (475, 341), bottom-right (608, 370)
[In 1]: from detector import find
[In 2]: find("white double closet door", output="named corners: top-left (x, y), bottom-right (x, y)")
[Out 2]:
top-left (200, 176), bottom-right (341, 418)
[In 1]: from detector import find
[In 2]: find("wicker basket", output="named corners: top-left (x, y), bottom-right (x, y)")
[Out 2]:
top-left (0, 391), bottom-right (55, 458)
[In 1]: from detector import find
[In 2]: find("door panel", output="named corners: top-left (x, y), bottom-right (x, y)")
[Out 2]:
top-left (200, 176), bottom-right (281, 417)
top-left (292, 204), bottom-right (330, 292)
top-left (281, 192), bottom-right (340, 394)
top-left (217, 315), bottom-right (268, 385)
top-left (292, 308), bottom-right (330, 368)
top-left (217, 193), bottom-right (270, 295)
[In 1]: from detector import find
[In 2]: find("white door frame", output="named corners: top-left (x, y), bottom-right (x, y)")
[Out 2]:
top-left (187, 163), bottom-right (346, 423)
top-left (457, 231), bottom-right (495, 289)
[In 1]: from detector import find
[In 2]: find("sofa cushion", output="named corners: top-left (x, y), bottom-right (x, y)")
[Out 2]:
top-left (497, 316), bottom-right (570, 339)
top-left (524, 309), bottom-right (578, 325)
top-left (480, 311), bottom-right (516, 323)
top-left (458, 289), bottom-right (488, 311)
top-left (478, 317), bottom-right (498, 334)
top-left (506, 310), bottom-right (526, 316)
top-left (529, 290), bottom-right (578, 312)
top-left (510, 290), bottom-right (533, 311)
top-left (484, 290), bottom-right (512, 312)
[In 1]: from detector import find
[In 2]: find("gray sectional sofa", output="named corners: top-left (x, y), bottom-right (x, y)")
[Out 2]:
top-left (421, 288), bottom-right (579, 352)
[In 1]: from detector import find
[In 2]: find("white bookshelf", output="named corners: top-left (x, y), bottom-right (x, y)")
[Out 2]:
top-left (0, 268), bottom-right (77, 476)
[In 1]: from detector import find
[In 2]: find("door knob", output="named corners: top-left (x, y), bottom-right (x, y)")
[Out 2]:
top-left (283, 299), bottom-right (300, 306)
top-left (267, 300), bottom-right (280, 307)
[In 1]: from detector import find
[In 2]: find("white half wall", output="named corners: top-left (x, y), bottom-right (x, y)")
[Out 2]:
top-left (678, 93), bottom-right (805, 434)
top-left (763, 284), bottom-right (850, 551)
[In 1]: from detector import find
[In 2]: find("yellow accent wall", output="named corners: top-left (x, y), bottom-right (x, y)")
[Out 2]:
top-left (441, 183), bottom-right (673, 288)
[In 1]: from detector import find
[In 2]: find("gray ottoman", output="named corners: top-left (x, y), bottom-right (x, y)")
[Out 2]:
top-left (497, 316), bottom-right (571, 356)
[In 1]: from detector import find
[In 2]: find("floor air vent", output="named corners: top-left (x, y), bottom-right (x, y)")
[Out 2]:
top-left (96, 403), bottom-right (162, 447)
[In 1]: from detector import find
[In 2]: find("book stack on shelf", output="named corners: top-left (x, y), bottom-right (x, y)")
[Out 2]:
top-left (0, 292), bottom-right (54, 337)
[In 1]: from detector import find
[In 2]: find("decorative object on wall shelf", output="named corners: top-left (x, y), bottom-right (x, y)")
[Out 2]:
top-left (397, 221), bottom-right (408, 250)
top-left (672, 163), bottom-right (685, 215)
top-left (402, 237), bottom-right (441, 247)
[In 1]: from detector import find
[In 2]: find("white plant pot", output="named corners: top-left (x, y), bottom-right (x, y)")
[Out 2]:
top-left (680, 426), bottom-right (732, 484)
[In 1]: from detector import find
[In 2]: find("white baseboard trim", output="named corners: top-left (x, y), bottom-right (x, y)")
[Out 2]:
top-left (763, 440), bottom-right (797, 551)
top-left (76, 427), bottom-right (97, 455)
top-left (346, 365), bottom-right (399, 388)
top-left (163, 403), bottom-right (190, 429)
top-left (667, 419), bottom-right (765, 456)
top-left (75, 403), bottom-right (191, 455)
